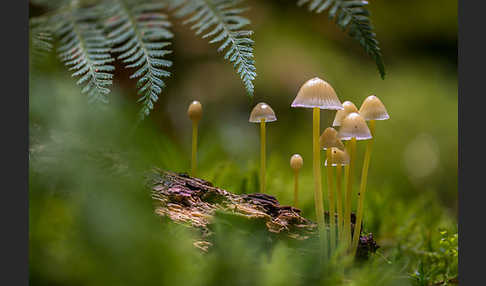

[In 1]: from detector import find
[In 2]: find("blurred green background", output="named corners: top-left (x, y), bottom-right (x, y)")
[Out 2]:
top-left (30, 0), bottom-right (457, 285)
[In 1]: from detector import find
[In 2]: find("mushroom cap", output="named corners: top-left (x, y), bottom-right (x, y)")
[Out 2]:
top-left (291, 77), bottom-right (344, 110)
top-left (290, 154), bottom-right (303, 170)
top-left (319, 127), bottom-right (344, 150)
top-left (338, 112), bottom-right (372, 141)
top-left (187, 100), bottom-right (203, 121)
top-left (359, 95), bottom-right (390, 121)
top-left (249, 102), bottom-right (277, 123)
top-left (332, 101), bottom-right (359, 126)
top-left (324, 147), bottom-right (350, 166)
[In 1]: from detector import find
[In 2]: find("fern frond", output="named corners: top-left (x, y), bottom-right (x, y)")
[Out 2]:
top-left (298, 0), bottom-right (385, 79)
top-left (174, 0), bottom-right (256, 96)
top-left (55, 6), bottom-right (115, 103)
top-left (30, 17), bottom-right (54, 66)
top-left (105, 0), bottom-right (173, 119)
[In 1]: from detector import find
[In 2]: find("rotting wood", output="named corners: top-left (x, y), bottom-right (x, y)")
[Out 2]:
top-left (148, 169), bottom-right (378, 259)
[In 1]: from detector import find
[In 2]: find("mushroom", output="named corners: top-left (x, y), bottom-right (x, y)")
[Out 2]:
top-left (324, 147), bottom-right (349, 244)
top-left (337, 112), bottom-right (372, 247)
top-left (320, 127), bottom-right (345, 150)
top-left (359, 95), bottom-right (390, 121)
top-left (291, 77), bottom-right (343, 234)
top-left (249, 102), bottom-right (277, 193)
top-left (290, 154), bottom-right (303, 208)
top-left (187, 100), bottom-right (202, 176)
top-left (332, 101), bottom-right (359, 127)
top-left (319, 127), bottom-right (344, 252)
top-left (351, 95), bottom-right (390, 253)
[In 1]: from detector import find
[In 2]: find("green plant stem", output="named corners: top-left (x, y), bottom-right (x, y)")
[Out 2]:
top-left (351, 120), bottom-right (376, 253)
top-left (344, 137), bottom-right (356, 249)
top-left (260, 119), bottom-right (266, 193)
top-left (294, 170), bottom-right (299, 208)
top-left (326, 148), bottom-right (336, 253)
top-left (336, 163), bottom-right (343, 244)
top-left (191, 120), bottom-right (198, 177)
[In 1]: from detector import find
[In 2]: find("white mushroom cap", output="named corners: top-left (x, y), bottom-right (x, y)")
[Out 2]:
top-left (359, 95), bottom-right (390, 121)
top-left (324, 147), bottom-right (350, 166)
top-left (187, 100), bottom-right (202, 122)
top-left (332, 101), bottom-right (359, 127)
top-left (319, 127), bottom-right (344, 150)
top-left (291, 77), bottom-right (344, 110)
top-left (249, 102), bottom-right (277, 123)
top-left (338, 112), bottom-right (372, 141)
top-left (290, 154), bottom-right (303, 170)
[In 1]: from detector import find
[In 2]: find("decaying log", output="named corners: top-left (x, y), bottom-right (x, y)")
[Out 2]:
top-left (148, 169), bottom-right (378, 259)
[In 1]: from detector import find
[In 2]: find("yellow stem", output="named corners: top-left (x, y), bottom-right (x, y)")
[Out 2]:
top-left (344, 137), bottom-right (356, 249)
top-left (326, 148), bottom-right (336, 253)
top-left (260, 119), bottom-right (266, 193)
top-left (191, 120), bottom-right (198, 177)
top-left (351, 120), bottom-right (376, 253)
top-left (312, 108), bottom-right (326, 255)
top-left (336, 163), bottom-right (343, 243)
top-left (294, 170), bottom-right (299, 208)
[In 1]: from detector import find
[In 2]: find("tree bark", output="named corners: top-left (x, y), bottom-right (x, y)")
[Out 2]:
top-left (148, 169), bottom-right (378, 259)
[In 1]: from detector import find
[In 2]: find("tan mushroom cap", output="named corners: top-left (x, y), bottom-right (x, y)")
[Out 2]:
top-left (319, 127), bottom-right (344, 150)
top-left (359, 95), bottom-right (390, 121)
top-left (332, 101), bottom-right (359, 127)
top-left (291, 77), bottom-right (344, 110)
top-left (324, 147), bottom-right (350, 166)
top-left (290, 154), bottom-right (303, 170)
top-left (187, 100), bottom-right (202, 122)
top-left (338, 112), bottom-right (372, 141)
top-left (249, 102), bottom-right (277, 123)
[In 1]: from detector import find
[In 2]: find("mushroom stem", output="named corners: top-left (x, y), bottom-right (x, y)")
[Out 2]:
top-left (294, 169), bottom-right (299, 208)
top-left (344, 137), bottom-right (357, 248)
top-left (336, 163), bottom-right (343, 243)
top-left (351, 119), bottom-right (376, 253)
top-left (313, 108), bottom-right (326, 254)
top-left (326, 148), bottom-right (336, 253)
top-left (191, 120), bottom-right (199, 176)
top-left (260, 118), bottom-right (266, 193)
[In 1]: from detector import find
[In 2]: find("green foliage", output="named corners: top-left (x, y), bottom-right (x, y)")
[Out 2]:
top-left (297, 0), bottom-right (385, 78)
top-left (54, 4), bottom-right (115, 103)
top-left (173, 0), bottom-right (256, 95)
top-left (29, 0), bottom-right (385, 118)
top-left (410, 229), bottom-right (458, 286)
top-left (30, 17), bottom-right (54, 68)
top-left (105, 0), bottom-right (173, 119)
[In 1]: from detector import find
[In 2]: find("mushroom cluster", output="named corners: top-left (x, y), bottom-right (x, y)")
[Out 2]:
top-left (288, 77), bottom-right (389, 257)
top-left (184, 78), bottom-right (389, 258)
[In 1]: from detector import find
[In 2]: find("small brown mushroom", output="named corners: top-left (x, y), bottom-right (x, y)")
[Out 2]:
top-left (249, 102), bottom-right (277, 194)
top-left (290, 154), bottom-right (303, 208)
top-left (187, 101), bottom-right (203, 176)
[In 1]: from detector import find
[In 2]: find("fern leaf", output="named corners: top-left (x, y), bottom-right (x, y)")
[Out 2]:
top-left (105, 0), bottom-right (173, 119)
top-left (298, 0), bottom-right (385, 79)
top-left (55, 6), bottom-right (115, 103)
top-left (174, 0), bottom-right (256, 96)
top-left (30, 17), bottom-right (54, 68)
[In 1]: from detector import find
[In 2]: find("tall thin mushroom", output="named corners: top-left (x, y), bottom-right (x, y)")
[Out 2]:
top-left (249, 102), bottom-right (277, 193)
top-left (332, 101), bottom-right (359, 127)
top-left (290, 154), bottom-right (303, 208)
top-left (324, 147), bottom-right (350, 246)
top-left (351, 95), bottom-right (389, 253)
top-left (320, 127), bottom-right (344, 253)
top-left (187, 101), bottom-right (202, 176)
top-left (291, 77), bottom-right (343, 249)
top-left (332, 100), bottom-right (359, 222)
top-left (338, 112), bottom-right (372, 249)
